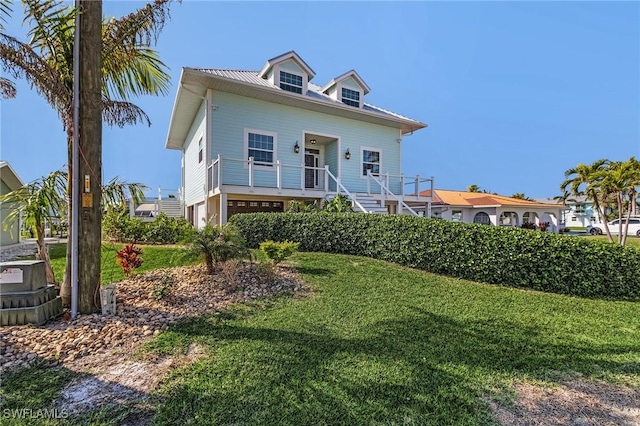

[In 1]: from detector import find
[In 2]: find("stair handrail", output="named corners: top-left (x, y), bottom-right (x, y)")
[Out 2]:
top-left (367, 171), bottom-right (419, 216)
top-left (325, 167), bottom-right (370, 213)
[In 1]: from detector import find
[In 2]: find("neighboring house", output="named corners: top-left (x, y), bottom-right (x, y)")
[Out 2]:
top-left (165, 51), bottom-right (432, 227)
top-left (129, 188), bottom-right (184, 222)
top-left (535, 196), bottom-right (604, 229)
top-left (0, 161), bottom-right (25, 245)
top-left (413, 190), bottom-right (565, 232)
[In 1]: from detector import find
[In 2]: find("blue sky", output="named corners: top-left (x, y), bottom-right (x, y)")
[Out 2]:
top-left (2, 0), bottom-right (639, 198)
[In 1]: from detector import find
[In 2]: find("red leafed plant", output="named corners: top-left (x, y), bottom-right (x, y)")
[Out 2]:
top-left (116, 244), bottom-right (144, 277)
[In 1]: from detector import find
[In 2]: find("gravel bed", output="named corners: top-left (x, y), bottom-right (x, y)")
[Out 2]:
top-left (0, 262), bottom-right (306, 376)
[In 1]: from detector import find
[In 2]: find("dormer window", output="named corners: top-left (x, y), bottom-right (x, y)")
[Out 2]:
top-left (341, 87), bottom-right (361, 107)
top-left (279, 71), bottom-right (303, 94)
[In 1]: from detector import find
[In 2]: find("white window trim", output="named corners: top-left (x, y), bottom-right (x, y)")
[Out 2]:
top-left (278, 69), bottom-right (304, 94)
top-left (197, 135), bottom-right (204, 164)
top-left (360, 146), bottom-right (382, 179)
top-left (244, 128), bottom-right (278, 170)
top-left (338, 82), bottom-right (363, 108)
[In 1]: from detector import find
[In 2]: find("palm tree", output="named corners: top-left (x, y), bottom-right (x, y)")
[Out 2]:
top-left (0, 169), bottom-right (147, 284)
top-left (467, 184), bottom-right (480, 193)
top-left (0, 0), bottom-right (15, 98)
top-left (595, 157), bottom-right (640, 245)
top-left (181, 224), bottom-right (251, 275)
top-left (0, 170), bottom-right (65, 283)
top-left (560, 159), bottom-right (613, 242)
top-left (0, 0), bottom-right (173, 307)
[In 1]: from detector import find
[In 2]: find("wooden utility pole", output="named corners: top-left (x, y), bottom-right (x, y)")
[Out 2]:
top-left (77, 0), bottom-right (103, 313)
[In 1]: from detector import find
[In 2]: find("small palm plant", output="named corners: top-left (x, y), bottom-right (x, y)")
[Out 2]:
top-left (181, 224), bottom-right (250, 275)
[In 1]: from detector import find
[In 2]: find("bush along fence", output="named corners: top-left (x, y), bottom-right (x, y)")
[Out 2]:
top-left (229, 213), bottom-right (640, 300)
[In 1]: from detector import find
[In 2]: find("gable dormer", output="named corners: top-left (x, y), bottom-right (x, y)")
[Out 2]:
top-left (321, 70), bottom-right (371, 109)
top-left (258, 51), bottom-right (315, 95)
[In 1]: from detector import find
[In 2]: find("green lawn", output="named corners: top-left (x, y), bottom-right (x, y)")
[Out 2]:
top-left (3, 251), bottom-right (639, 425)
top-left (581, 235), bottom-right (640, 249)
top-left (145, 253), bottom-right (640, 425)
top-left (46, 243), bottom-right (197, 284)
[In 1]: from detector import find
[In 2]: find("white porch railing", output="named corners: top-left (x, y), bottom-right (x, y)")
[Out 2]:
top-left (367, 171), bottom-right (419, 216)
top-left (325, 169), bottom-right (369, 213)
top-left (208, 154), bottom-right (331, 192)
top-left (366, 172), bottom-right (434, 199)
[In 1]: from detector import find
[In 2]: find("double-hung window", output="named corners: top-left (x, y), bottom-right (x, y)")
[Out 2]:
top-left (247, 131), bottom-right (275, 166)
top-left (341, 87), bottom-right (360, 107)
top-left (198, 136), bottom-right (203, 163)
top-left (362, 148), bottom-right (380, 176)
top-left (279, 71), bottom-right (303, 94)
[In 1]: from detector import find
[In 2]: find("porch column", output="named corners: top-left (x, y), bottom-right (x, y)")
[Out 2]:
top-left (219, 193), bottom-right (227, 225)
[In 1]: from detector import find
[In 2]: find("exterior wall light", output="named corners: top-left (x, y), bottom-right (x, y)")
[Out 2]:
top-left (294, 141), bottom-right (300, 153)
top-left (345, 148), bottom-right (351, 160)
top-left (310, 138), bottom-right (316, 144)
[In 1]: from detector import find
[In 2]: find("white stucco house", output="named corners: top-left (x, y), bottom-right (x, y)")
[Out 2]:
top-left (415, 189), bottom-right (565, 232)
top-left (0, 161), bottom-right (25, 245)
top-left (165, 51), bottom-right (433, 227)
top-left (535, 196), bottom-right (605, 229)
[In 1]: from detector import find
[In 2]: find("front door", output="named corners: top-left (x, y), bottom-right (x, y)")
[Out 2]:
top-left (305, 149), bottom-right (320, 189)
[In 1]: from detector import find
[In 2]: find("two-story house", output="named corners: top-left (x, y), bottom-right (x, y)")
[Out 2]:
top-left (165, 51), bottom-right (432, 227)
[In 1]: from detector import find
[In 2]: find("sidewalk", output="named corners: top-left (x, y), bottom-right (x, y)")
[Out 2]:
top-left (0, 238), bottom-right (65, 262)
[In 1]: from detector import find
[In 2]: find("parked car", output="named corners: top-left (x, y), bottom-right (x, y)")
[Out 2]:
top-left (587, 216), bottom-right (640, 236)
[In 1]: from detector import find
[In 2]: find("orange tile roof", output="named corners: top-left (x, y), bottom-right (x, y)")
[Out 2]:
top-left (419, 189), bottom-right (563, 209)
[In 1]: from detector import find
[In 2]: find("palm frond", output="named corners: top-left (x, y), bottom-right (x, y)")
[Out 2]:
top-left (102, 98), bottom-right (151, 127)
top-left (101, 177), bottom-right (148, 207)
top-left (0, 32), bottom-right (71, 126)
top-left (101, 0), bottom-right (173, 100)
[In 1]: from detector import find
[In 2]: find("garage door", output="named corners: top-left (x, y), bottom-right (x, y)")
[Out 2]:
top-left (227, 200), bottom-right (284, 218)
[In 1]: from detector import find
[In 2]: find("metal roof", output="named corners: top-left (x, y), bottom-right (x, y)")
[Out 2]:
top-left (0, 161), bottom-right (25, 190)
top-left (166, 67), bottom-right (427, 149)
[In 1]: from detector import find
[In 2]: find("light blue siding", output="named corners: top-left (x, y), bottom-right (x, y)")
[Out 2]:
top-left (183, 101), bottom-right (206, 206)
top-left (324, 142), bottom-right (338, 192)
top-left (210, 91), bottom-right (400, 194)
top-left (279, 60), bottom-right (303, 75)
top-left (341, 76), bottom-right (361, 91)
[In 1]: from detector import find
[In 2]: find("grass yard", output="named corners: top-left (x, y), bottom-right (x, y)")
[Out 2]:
top-left (144, 252), bottom-right (640, 425)
top-left (46, 243), bottom-right (197, 284)
top-left (582, 235), bottom-right (640, 249)
top-left (3, 248), bottom-right (639, 425)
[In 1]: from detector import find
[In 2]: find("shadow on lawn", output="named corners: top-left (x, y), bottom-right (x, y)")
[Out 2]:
top-left (151, 307), bottom-right (639, 426)
top-left (0, 360), bottom-right (153, 426)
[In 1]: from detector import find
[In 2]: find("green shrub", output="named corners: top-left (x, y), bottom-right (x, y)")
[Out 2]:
top-left (180, 224), bottom-right (250, 274)
top-left (259, 240), bottom-right (299, 264)
top-left (102, 206), bottom-right (192, 244)
top-left (286, 200), bottom-right (319, 213)
top-left (321, 194), bottom-right (353, 213)
top-left (229, 213), bottom-right (640, 300)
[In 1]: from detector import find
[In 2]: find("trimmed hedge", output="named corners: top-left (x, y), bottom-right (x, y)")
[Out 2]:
top-left (229, 213), bottom-right (640, 300)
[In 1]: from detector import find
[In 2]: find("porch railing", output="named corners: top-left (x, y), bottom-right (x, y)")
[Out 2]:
top-left (367, 171), bottom-right (419, 216)
top-left (209, 155), bottom-right (336, 192)
top-left (366, 172), bottom-right (434, 199)
top-left (325, 169), bottom-right (369, 213)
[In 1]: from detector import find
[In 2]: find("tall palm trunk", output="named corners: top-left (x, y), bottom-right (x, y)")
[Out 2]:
top-left (34, 222), bottom-right (55, 284)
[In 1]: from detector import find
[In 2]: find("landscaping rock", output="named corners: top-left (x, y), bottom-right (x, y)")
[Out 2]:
top-left (0, 263), bottom-right (306, 376)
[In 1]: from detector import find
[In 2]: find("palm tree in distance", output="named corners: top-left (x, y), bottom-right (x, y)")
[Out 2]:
top-left (560, 159), bottom-right (613, 242)
top-left (0, 0), bottom-right (173, 306)
top-left (467, 184), bottom-right (480, 193)
top-left (594, 157), bottom-right (640, 245)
